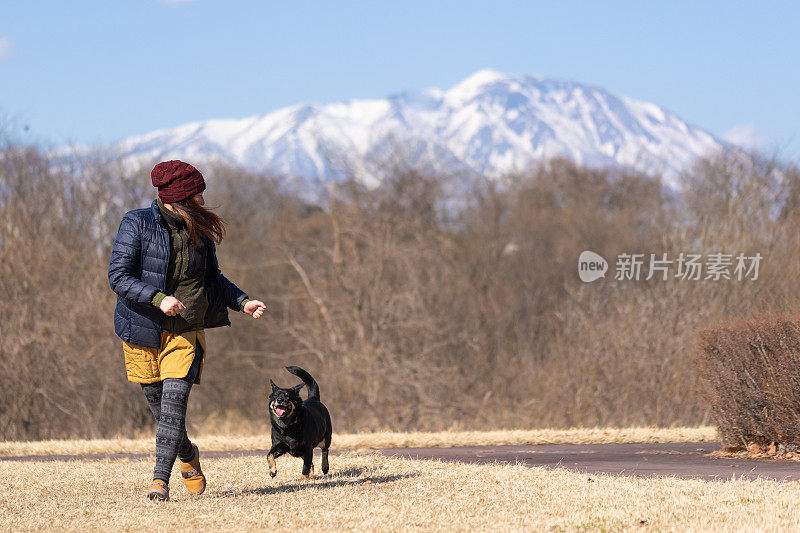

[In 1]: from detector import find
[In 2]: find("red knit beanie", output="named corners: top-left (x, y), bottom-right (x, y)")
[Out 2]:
top-left (151, 160), bottom-right (206, 203)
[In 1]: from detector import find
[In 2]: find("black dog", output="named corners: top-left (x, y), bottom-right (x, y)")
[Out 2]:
top-left (267, 366), bottom-right (332, 478)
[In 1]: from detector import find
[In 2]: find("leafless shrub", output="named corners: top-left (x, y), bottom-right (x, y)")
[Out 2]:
top-left (695, 312), bottom-right (800, 446)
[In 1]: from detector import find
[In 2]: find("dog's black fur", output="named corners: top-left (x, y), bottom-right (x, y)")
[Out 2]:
top-left (267, 366), bottom-right (332, 478)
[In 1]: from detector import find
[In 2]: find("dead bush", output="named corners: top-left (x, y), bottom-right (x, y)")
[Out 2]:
top-left (695, 312), bottom-right (800, 447)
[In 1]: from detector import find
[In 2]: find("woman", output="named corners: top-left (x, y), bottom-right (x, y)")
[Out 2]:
top-left (108, 160), bottom-right (266, 501)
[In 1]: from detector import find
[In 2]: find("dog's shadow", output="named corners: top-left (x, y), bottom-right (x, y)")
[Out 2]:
top-left (215, 466), bottom-right (419, 498)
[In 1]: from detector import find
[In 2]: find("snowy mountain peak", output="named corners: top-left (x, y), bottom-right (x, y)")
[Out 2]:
top-left (114, 70), bottom-right (724, 189)
top-left (450, 68), bottom-right (510, 93)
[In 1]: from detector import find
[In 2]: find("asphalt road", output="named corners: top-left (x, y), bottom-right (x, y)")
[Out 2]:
top-left (2, 442), bottom-right (799, 481)
top-left (379, 442), bottom-right (800, 481)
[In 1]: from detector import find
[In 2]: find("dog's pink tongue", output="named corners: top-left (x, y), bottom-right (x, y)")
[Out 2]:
top-left (275, 407), bottom-right (286, 416)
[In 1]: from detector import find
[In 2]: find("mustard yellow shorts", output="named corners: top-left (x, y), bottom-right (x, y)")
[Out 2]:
top-left (123, 329), bottom-right (206, 385)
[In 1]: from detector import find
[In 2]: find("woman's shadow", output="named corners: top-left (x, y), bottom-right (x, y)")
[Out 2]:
top-left (215, 466), bottom-right (419, 498)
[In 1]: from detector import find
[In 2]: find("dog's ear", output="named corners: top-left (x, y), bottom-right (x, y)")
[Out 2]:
top-left (292, 383), bottom-right (304, 393)
top-left (270, 379), bottom-right (278, 392)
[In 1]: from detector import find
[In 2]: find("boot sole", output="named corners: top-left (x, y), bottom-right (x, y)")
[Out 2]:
top-left (147, 490), bottom-right (169, 501)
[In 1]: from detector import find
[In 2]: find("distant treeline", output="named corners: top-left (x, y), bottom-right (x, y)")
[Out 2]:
top-left (2, 136), bottom-right (799, 441)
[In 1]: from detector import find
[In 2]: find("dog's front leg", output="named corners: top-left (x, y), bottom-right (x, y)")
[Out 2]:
top-left (267, 443), bottom-right (288, 478)
top-left (301, 449), bottom-right (315, 478)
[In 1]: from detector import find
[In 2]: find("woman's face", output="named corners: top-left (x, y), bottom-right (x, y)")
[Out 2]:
top-left (195, 193), bottom-right (205, 206)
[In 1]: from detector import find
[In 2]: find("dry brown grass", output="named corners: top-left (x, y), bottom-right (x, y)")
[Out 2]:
top-left (713, 441), bottom-right (800, 462)
top-left (0, 427), bottom-right (717, 457)
top-left (1, 451), bottom-right (799, 532)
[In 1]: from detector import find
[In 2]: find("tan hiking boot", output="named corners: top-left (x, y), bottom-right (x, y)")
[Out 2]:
top-left (180, 444), bottom-right (206, 495)
top-left (147, 479), bottom-right (169, 501)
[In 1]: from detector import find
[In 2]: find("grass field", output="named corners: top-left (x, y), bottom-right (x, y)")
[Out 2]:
top-left (9, 427), bottom-right (793, 532)
top-left (0, 426), bottom-right (717, 457)
top-left (2, 447), bottom-right (800, 532)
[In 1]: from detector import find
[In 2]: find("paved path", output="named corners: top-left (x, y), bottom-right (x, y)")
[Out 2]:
top-left (2, 442), bottom-right (799, 481)
top-left (380, 442), bottom-right (800, 481)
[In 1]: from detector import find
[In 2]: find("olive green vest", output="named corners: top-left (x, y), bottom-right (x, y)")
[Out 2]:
top-left (155, 198), bottom-right (209, 333)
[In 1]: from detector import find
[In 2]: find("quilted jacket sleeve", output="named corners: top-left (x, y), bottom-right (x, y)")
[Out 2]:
top-left (209, 241), bottom-right (249, 311)
top-left (108, 213), bottom-right (161, 304)
top-left (221, 272), bottom-right (249, 311)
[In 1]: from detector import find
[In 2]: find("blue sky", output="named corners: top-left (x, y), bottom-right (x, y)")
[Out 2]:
top-left (1, 1), bottom-right (798, 158)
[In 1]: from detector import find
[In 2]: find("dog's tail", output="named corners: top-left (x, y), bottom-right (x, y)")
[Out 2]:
top-left (285, 366), bottom-right (320, 400)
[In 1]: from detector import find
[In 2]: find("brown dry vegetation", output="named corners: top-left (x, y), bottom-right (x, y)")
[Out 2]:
top-left (2, 131), bottom-right (799, 441)
top-left (2, 452), bottom-right (800, 532)
top-left (696, 311), bottom-right (800, 447)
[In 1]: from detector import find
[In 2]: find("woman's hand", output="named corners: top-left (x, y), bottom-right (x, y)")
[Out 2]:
top-left (243, 300), bottom-right (267, 319)
top-left (160, 296), bottom-right (186, 316)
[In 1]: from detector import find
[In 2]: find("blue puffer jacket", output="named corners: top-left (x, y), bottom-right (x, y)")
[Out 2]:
top-left (108, 199), bottom-right (249, 348)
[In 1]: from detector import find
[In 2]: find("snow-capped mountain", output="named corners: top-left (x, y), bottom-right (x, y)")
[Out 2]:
top-left (115, 69), bottom-right (723, 188)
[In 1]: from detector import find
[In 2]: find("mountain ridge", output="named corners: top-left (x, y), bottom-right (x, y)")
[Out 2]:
top-left (114, 70), bottom-right (724, 188)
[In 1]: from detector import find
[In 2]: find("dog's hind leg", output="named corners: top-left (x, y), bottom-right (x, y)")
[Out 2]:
top-left (321, 423), bottom-right (332, 475)
top-left (267, 442), bottom-right (288, 478)
top-left (320, 433), bottom-right (331, 474)
top-left (320, 448), bottom-right (329, 475)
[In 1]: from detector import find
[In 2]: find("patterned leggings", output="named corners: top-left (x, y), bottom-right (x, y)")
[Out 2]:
top-left (140, 344), bottom-right (202, 483)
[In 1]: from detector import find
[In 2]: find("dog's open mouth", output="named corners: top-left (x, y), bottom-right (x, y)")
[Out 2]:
top-left (273, 404), bottom-right (292, 417)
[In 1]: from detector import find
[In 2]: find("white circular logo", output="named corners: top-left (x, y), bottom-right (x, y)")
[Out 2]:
top-left (578, 251), bottom-right (608, 282)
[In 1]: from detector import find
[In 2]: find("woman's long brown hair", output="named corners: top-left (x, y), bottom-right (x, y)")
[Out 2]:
top-left (169, 196), bottom-right (226, 246)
